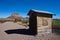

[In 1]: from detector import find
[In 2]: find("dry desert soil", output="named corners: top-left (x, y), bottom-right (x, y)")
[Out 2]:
top-left (0, 22), bottom-right (60, 40)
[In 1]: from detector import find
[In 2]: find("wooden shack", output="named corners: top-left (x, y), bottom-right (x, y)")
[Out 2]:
top-left (28, 9), bottom-right (53, 34)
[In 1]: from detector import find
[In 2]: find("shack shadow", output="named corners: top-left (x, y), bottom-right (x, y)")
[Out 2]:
top-left (5, 29), bottom-right (37, 35)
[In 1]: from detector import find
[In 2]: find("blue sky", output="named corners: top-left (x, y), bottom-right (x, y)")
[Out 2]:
top-left (0, 0), bottom-right (60, 18)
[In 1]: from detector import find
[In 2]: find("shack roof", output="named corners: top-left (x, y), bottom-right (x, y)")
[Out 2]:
top-left (28, 9), bottom-right (55, 15)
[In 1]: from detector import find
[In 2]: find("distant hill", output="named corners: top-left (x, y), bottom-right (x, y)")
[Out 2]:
top-left (7, 13), bottom-right (23, 21)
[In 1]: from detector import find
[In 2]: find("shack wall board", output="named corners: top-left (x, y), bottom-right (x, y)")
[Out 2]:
top-left (37, 16), bottom-right (52, 33)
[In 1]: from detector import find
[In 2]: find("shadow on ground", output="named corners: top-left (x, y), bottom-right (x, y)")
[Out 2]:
top-left (5, 29), bottom-right (37, 36)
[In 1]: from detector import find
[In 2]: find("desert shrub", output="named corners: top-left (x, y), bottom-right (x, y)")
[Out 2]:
top-left (52, 19), bottom-right (60, 29)
top-left (14, 18), bottom-right (21, 23)
top-left (52, 19), bottom-right (60, 33)
top-left (0, 20), bottom-right (7, 23)
top-left (21, 20), bottom-right (28, 24)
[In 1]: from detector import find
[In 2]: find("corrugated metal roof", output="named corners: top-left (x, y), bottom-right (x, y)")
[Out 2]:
top-left (28, 9), bottom-right (55, 15)
top-left (31, 9), bottom-right (52, 14)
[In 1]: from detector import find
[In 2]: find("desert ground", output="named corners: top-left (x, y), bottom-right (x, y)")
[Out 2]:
top-left (0, 22), bottom-right (60, 40)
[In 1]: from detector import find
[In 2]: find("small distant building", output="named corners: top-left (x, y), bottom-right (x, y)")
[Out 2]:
top-left (28, 9), bottom-right (54, 34)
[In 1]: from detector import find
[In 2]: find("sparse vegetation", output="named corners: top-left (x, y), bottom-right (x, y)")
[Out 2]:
top-left (13, 18), bottom-right (21, 23)
top-left (0, 20), bottom-right (7, 23)
top-left (21, 19), bottom-right (29, 27)
top-left (52, 19), bottom-right (60, 29)
top-left (21, 19), bottom-right (28, 24)
top-left (52, 19), bottom-right (60, 34)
